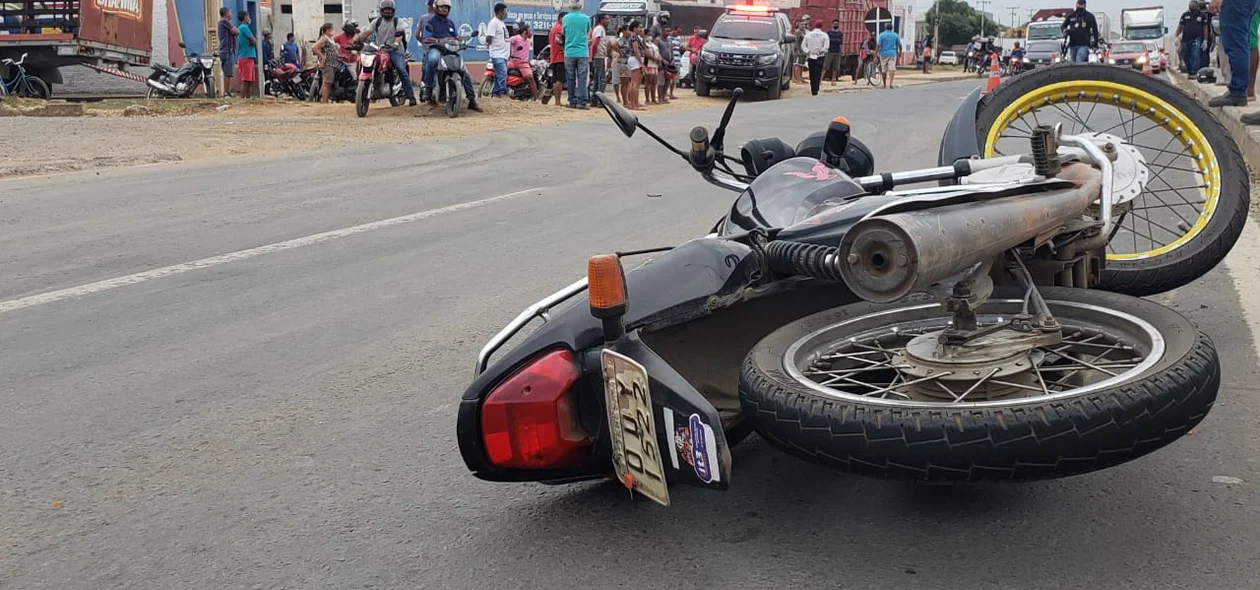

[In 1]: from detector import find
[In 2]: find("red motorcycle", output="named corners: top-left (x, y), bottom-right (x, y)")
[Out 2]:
top-left (265, 60), bottom-right (312, 100)
top-left (354, 38), bottom-right (406, 118)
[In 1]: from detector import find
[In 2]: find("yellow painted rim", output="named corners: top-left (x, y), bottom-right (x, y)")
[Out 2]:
top-left (982, 80), bottom-right (1220, 261)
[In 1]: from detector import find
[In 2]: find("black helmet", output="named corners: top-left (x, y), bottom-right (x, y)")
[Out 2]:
top-left (343, 19), bottom-right (359, 35)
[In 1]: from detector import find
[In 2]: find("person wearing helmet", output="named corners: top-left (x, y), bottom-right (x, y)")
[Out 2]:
top-left (354, 0), bottom-right (417, 106)
top-left (335, 20), bottom-right (360, 66)
top-left (421, 0), bottom-right (484, 111)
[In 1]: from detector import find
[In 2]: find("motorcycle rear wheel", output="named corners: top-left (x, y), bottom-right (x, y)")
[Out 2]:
top-left (974, 63), bottom-right (1250, 297)
top-left (739, 286), bottom-right (1219, 483)
top-left (355, 81), bottom-right (370, 118)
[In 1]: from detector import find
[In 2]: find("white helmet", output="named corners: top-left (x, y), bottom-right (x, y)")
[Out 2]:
top-left (434, 0), bottom-right (451, 7)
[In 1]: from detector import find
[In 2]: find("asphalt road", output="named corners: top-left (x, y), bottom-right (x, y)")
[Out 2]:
top-left (3, 80), bottom-right (1260, 590)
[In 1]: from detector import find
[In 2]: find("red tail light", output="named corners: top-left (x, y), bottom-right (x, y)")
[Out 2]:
top-left (481, 349), bottom-right (592, 469)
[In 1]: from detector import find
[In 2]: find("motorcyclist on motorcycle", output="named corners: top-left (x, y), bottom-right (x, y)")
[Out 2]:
top-left (353, 0), bottom-right (417, 106)
top-left (420, 0), bottom-right (483, 111)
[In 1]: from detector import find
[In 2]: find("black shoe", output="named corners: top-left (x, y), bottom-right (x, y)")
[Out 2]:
top-left (468, 103), bottom-right (484, 112)
top-left (1208, 92), bottom-right (1247, 107)
top-left (1241, 111), bottom-right (1260, 125)
top-left (408, 98), bottom-right (417, 107)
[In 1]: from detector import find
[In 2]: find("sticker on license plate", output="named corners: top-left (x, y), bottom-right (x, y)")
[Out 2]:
top-left (601, 349), bottom-right (670, 507)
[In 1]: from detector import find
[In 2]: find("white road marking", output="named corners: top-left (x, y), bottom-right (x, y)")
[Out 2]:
top-left (1222, 214), bottom-right (1260, 360)
top-left (0, 187), bottom-right (545, 315)
top-left (1212, 475), bottom-right (1245, 484)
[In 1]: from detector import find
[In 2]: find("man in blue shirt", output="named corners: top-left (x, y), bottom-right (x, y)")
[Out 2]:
top-left (876, 23), bottom-right (900, 89)
top-left (282, 32), bottom-right (301, 67)
top-left (421, 0), bottom-right (482, 111)
top-left (560, 1), bottom-right (591, 108)
top-left (236, 10), bottom-right (260, 98)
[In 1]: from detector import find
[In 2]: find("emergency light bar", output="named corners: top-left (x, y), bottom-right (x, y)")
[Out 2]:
top-left (727, 4), bottom-right (776, 14)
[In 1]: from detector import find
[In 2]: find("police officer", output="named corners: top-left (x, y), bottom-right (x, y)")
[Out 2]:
top-left (1176, 0), bottom-right (1210, 74)
top-left (1060, 0), bottom-right (1101, 63)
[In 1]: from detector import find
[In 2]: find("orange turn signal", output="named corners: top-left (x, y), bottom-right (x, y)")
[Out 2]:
top-left (831, 116), bottom-right (850, 126)
top-left (588, 254), bottom-right (627, 311)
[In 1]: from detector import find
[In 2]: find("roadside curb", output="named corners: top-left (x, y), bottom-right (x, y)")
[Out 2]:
top-left (1167, 68), bottom-right (1260, 178)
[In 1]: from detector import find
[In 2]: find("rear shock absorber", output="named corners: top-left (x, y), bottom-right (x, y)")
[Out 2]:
top-left (764, 240), bottom-right (844, 282)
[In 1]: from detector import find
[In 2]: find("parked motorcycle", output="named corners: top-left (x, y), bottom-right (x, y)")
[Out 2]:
top-left (265, 59), bottom-right (311, 100)
top-left (478, 56), bottom-right (551, 101)
top-left (354, 37), bottom-right (407, 118)
top-left (307, 61), bottom-right (358, 103)
top-left (146, 42), bottom-right (216, 99)
top-left (431, 31), bottom-right (477, 118)
top-left (455, 64), bottom-right (1249, 506)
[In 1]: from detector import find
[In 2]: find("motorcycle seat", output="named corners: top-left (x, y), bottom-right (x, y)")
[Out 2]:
top-left (155, 63), bottom-right (178, 72)
top-left (507, 68), bottom-right (523, 77)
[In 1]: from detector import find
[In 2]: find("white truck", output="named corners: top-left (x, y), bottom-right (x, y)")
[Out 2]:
top-left (1120, 6), bottom-right (1167, 52)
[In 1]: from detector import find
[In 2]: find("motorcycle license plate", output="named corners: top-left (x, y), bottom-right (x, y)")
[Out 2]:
top-left (601, 349), bottom-right (670, 507)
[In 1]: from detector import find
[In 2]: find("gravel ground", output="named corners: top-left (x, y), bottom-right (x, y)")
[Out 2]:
top-left (0, 71), bottom-right (967, 178)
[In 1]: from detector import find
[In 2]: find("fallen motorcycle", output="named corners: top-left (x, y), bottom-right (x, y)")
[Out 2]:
top-left (456, 64), bottom-right (1248, 505)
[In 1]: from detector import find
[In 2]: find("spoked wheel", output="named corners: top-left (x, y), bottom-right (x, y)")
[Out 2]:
top-left (864, 60), bottom-right (878, 86)
top-left (976, 64), bottom-right (1250, 297)
top-left (739, 287), bottom-right (1219, 483)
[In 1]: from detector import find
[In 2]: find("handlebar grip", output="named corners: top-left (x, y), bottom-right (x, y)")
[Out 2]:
top-left (689, 125), bottom-right (715, 171)
top-left (689, 125), bottom-right (710, 155)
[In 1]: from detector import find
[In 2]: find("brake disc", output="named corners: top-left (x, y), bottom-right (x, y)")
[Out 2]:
top-left (1061, 132), bottom-right (1150, 206)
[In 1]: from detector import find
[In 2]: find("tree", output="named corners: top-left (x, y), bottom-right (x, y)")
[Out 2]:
top-left (925, 0), bottom-right (1008, 46)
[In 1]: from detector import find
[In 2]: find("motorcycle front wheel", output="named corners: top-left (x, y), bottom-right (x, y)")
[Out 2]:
top-left (975, 64), bottom-right (1250, 297)
top-left (739, 286), bottom-right (1219, 483)
top-left (445, 77), bottom-right (460, 118)
top-left (355, 80), bottom-right (370, 118)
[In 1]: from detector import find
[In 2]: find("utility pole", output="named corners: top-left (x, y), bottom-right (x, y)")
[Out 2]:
top-left (1007, 6), bottom-right (1019, 30)
top-left (976, 0), bottom-right (991, 37)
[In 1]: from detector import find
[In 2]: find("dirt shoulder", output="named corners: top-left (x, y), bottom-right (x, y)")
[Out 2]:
top-left (0, 71), bottom-right (969, 179)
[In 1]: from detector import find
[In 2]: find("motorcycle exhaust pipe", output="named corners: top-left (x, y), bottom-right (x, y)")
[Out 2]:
top-left (837, 164), bottom-right (1102, 303)
top-left (146, 78), bottom-right (175, 94)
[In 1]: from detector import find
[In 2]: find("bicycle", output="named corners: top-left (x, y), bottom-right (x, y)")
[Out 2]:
top-left (1, 53), bottom-right (51, 99)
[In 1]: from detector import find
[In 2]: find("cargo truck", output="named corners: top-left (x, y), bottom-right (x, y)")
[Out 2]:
top-left (1120, 6), bottom-right (1166, 51)
top-left (0, 0), bottom-right (152, 94)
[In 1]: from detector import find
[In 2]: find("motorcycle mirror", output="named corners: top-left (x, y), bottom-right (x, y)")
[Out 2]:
top-left (595, 91), bottom-right (637, 137)
top-left (711, 87), bottom-right (742, 152)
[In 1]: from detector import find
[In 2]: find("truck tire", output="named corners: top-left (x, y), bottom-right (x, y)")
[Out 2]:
top-left (695, 78), bottom-right (710, 97)
top-left (738, 287), bottom-right (1220, 483)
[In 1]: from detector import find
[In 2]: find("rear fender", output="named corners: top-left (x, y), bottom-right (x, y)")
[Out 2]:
top-left (595, 332), bottom-right (732, 491)
top-left (457, 237), bottom-right (761, 482)
top-left (936, 86), bottom-right (984, 185)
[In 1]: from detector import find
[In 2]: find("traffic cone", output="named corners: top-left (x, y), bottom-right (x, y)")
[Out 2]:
top-left (1141, 50), bottom-right (1153, 75)
top-left (984, 53), bottom-right (1001, 94)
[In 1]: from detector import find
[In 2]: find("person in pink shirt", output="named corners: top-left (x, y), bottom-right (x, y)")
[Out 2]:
top-left (509, 24), bottom-right (540, 101)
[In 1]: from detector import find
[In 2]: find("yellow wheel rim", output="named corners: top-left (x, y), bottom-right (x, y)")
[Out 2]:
top-left (982, 80), bottom-right (1220, 261)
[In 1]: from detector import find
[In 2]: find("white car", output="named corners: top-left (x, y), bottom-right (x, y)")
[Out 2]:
top-left (938, 51), bottom-right (958, 65)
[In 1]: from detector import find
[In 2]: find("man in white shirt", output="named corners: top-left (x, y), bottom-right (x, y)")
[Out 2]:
top-left (802, 21), bottom-right (830, 95)
top-left (486, 3), bottom-right (511, 97)
top-left (589, 13), bottom-right (609, 103)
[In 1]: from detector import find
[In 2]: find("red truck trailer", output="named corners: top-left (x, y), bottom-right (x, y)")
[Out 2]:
top-left (0, 0), bottom-right (153, 91)
top-left (786, 0), bottom-right (894, 79)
